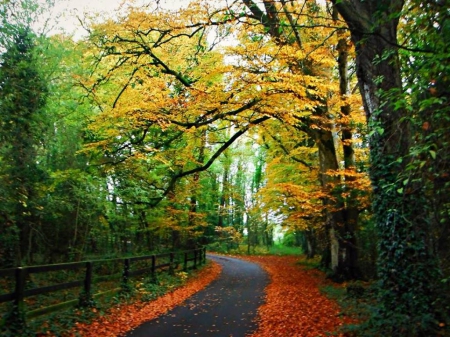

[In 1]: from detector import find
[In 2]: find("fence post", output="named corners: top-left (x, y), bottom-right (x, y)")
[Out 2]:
top-left (184, 252), bottom-right (188, 271)
top-left (85, 262), bottom-right (92, 295)
top-left (8, 267), bottom-right (28, 328)
top-left (193, 250), bottom-right (198, 270)
top-left (169, 252), bottom-right (175, 275)
top-left (203, 247), bottom-right (206, 264)
top-left (14, 267), bottom-right (26, 308)
top-left (121, 258), bottom-right (131, 293)
top-left (123, 259), bottom-right (130, 283)
top-left (150, 255), bottom-right (157, 284)
top-left (79, 262), bottom-right (93, 307)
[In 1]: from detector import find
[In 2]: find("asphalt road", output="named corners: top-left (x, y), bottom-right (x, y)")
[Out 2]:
top-left (124, 254), bottom-right (268, 337)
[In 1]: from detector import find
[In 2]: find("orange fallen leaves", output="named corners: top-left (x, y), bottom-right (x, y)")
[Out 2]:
top-left (65, 262), bottom-right (222, 337)
top-left (241, 256), bottom-right (354, 337)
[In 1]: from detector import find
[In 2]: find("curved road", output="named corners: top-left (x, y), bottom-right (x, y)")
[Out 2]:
top-left (125, 255), bottom-right (268, 337)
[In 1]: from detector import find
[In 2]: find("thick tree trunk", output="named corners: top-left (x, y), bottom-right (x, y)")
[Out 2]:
top-left (337, 29), bottom-right (361, 280)
top-left (333, 0), bottom-right (442, 333)
top-left (303, 229), bottom-right (316, 259)
top-left (316, 133), bottom-right (360, 281)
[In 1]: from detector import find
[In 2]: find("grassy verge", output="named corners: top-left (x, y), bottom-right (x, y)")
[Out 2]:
top-left (207, 243), bottom-right (303, 256)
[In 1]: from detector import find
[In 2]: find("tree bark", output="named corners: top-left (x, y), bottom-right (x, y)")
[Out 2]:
top-left (337, 25), bottom-right (361, 280)
top-left (314, 127), bottom-right (359, 280)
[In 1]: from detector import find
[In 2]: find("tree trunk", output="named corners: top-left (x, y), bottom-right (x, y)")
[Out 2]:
top-left (313, 125), bottom-right (360, 280)
top-left (217, 162), bottom-right (229, 228)
top-left (303, 229), bottom-right (316, 259)
top-left (337, 27), bottom-right (361, 280)
top-left (188, 129), bottom-right (205, 232)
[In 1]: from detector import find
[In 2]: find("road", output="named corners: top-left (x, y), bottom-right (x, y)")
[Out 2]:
top-left (125, 254), bottom-right (268, 337)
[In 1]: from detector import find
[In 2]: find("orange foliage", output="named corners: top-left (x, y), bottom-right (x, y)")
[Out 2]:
top-left (61, 262), bottom-right (221, 337)
top-left (242, 256), bottom-right (355, 337)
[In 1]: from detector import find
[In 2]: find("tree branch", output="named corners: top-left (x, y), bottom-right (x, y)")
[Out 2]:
top-left (158, 115), bottom-right (271, 203)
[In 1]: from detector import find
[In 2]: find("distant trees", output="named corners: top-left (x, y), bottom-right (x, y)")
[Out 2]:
top-left (0, 1), bottom-right (108, 266)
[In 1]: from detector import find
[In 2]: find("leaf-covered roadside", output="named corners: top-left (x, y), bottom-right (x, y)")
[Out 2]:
top-left (63, 262), bottom-right (221, 337)
top-left (242, 256), bottom-right (354, 337)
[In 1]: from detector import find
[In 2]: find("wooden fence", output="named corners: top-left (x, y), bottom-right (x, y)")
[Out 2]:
top-left (0, 247), bottom-right (206, 325)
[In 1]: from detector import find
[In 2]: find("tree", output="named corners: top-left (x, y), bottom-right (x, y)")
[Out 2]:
top-left (258, 124), bottom-right (325, 257)
top-left (77, 4), bottom-right (271, 250)
top-left (0, 26), bottom-right (48, 266)
top-left (331, 0), bottom-right (446, 334)
top-left (79, 1), bottom-right (373, 276)
top-left (219, 0), bottom-right (368, 280)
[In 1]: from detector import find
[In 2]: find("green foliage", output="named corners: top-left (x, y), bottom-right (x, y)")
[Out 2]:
top-left (399, 0), bottom-right (450, 286)
top-left (367, 123), bottom-right (444, 335)
top-left (207, 242), bottom-right (230, 254)
top-left (0, 26), bottom-right (48, 266)
top-left (1, 304), bottom-right (33, 337)
top-left (124, 270), bottom-right (188, 303)
top-left (223, 243), bottom-right (302, 256)
top-left (139, 282), bottom-right (167, 302)
top-left (357, 0), bottom-right (450, 333)
top-left (372, 2), bottom-right (449, 334)
top-left (280, 232), bottom-right (296, 247)
top-left (78, 291), bottom-right (96, 309)
top-left (355, 212), bottom-right (378, 280)
top-left (320, 281), bottom-right (375, 336)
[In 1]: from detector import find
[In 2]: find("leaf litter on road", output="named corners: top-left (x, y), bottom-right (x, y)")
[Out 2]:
top-left (242, 255), bottom-right (354, 337)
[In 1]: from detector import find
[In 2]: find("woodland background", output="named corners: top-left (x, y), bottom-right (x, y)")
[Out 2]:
top-left (0, 0), bottom-right (449, 335)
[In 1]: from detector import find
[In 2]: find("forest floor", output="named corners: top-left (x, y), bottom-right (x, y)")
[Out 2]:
top-left (67, 254), bottom-right (354, 337)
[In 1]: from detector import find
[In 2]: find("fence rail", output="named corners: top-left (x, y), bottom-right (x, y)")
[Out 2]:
top-left (0, 247), bottom-right (206, 325)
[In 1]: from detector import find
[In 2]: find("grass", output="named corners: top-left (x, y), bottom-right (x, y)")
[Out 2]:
top-left (266, 245), bottom-right (303, 255)
top-left (295, 255), bottom-right (321, 269)
top-left (207, 242), bottom-right (303, 256)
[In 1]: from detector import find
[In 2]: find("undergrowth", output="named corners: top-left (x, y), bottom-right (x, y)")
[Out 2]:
top-left (320, 280), bottom-right (384, 336)
top-left (321, 279), bottom-right (450, 336)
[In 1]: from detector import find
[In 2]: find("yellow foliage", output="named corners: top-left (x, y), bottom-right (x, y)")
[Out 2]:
top-left (77, 0), bottom-right (370, 232)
